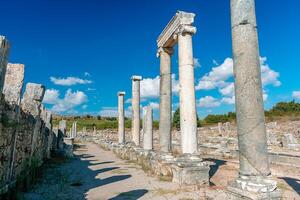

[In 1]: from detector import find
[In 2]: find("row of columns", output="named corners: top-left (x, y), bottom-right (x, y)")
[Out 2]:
top-left (116, 2), bottom-right (279, 197)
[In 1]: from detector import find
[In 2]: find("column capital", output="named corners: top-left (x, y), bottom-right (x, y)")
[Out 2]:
top-left (131, 75), bottom-right (142, 81)
top-left (175, 25), bottom-right (197, 36)
top-left (118, 91), bottom-right (126, 96)
top-left (156, 47), bottom-right (174, 57)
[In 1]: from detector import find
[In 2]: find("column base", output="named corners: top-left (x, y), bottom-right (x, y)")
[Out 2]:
top-left (227, 176), bottom-right (282, 200)
top-left (159, 152), bottom-right (175, 163)
top-left (171, 154), bottom-right (210, 185)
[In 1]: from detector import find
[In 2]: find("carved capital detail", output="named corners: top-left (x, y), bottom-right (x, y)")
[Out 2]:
top-left (156, 47), bottom-right (174, 57)
top-left (176, 25), bottom-right (197, 36)
top-left (157, 11), bottom-right (196, 48)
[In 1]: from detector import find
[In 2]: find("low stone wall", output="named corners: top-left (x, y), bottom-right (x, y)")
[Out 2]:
top-left (85, 136), bottom-right (210, 186)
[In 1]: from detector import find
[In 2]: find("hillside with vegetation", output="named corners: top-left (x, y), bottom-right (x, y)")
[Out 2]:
top-left (53, 101), bottom-right (300, 130)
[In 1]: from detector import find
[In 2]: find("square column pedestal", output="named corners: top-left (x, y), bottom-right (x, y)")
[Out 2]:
top-left (171, 154), bottom-right (210, 185)
top-left (227, 176), bottom-right (281, 200)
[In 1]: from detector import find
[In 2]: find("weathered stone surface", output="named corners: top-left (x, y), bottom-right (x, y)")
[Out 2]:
top-left (58, 120), bottom-right (66, 150)
top-left (229, 0), bottom-right (280, 198)
top-left (0, 36), bottom-right (9, 92)
top-left (158, 47), bottom-right (173, 153)
top-left (118, 92), bottom-right (125, 144)
top-left (143, 106), bottom-right (153, 150)
top-left (21, 83), bottom-right (45, 117)
top-left (3, 63), bottom-right (24, 105)
top-left (131, 75), bottom-right (142, 146)
top-left (64, 138), bottom-right (74, 158)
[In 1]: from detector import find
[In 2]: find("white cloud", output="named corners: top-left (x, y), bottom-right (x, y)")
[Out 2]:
top-left (99, 106), bottom-right (131, 117)
top-left (44, 89), bottom-right (88, 113)
top-left (260, 57), bottom-right (281, 87)
top-left (219, 82), bottom-right (235, 96)
top-left (84, 72), bottom-right (91, 77)
top-left (99, 107), bottom-right (118, 117)
top-left (149, 102), bottom-right (159, 110)
top-left (194, 58), bottom-right (201, 68)
top-left (50, 76), bottom-right (92, 86)
top-left (292, 91), bottom-right (300, 99)
top-left (140, 74), bottom-right (179, 99)
top-left (196, 56), bottom-right (280, 107)
top-left (140, 76), bottom-right (160, 98)
top-left (43, 89), bottom-right (60, 104)
top-left (198, 96), bottom-right (221, 108)
top-left (221, 96), bottom-right (235, 105)
top-left (195, 58), bottom-right (233, 90)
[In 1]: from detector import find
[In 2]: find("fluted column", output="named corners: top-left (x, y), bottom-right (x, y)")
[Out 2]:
top-left (177, 25), bottom-right (198, 154)
top-left (131, 76), bottom-right (142, 146)
top-left (118, 91), bottom-right (126, 144)
top-left (158, 47), bottom-right (173, 153)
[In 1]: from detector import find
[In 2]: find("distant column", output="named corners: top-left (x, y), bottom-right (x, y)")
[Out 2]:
top-left (118, 91), bottom-right (126, 144)
top-left (177, 25), bottom-right (198, 154)
top-left (158, 47), bottom-right (173, 153)
top-left (143, 106), bottom-right (153, 150)
top-left (131, 75), bottom-right (142, 146)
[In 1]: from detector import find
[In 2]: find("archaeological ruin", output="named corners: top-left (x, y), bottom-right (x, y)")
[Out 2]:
top-left (1, 0), bottom-right (300, 199)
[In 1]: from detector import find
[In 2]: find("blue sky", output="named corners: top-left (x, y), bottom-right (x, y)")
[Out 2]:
top-left (1, 0), bottom-right (299, 119)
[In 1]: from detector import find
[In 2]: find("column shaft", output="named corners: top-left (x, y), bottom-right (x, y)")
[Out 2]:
top-left (231, 0), bottom-right (270, 176)
top-left (143, 106), bottom-right (153, 150)
top-left (118, 92), bottom-right (125, 144)
top-left (178, 31), bottom-right (198, 154)
top-left (158, 48), bottom-right (172, 153)
top-left (131, 76), bottom-right (142, 146)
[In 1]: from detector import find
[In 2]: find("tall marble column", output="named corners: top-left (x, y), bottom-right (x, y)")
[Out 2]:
top-left (177, 25), bottom-right (198, 154)
top-left (131, 76), bottom-right (142, 146)
top-left (228, 0), bottom-right (280, 198)
top-left (0, 36), bottom-right (9, 92)
top-left (143, 106), bottom-right (153, 150)
top-left (158, 47), bottom-right (173, 153)
top-left (118, 91), bottom-right (126, 144)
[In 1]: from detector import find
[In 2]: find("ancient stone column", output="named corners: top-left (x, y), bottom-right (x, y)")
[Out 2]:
top-left (228, 0), bottom-right (280, 198)
top-left (0, 36), bottom-right (9, 92)
top-left (231, 0), bottom-right (269, 177)
top-left (118, 91), bottom-right (126, 144)
top-left (177, 25), bottom-right (198, 154)
top-left (143, 106), bottom-right (153, 150)
top-left (71, 121), bottom-right (77, 138)
top-left (131, 75), bottom-right (142, 146)
top-left (158, 47), bottom-right (173, 153)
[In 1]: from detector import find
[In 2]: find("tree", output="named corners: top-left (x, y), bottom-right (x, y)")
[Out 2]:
top-left (172, 107), bottom-right (180, 130)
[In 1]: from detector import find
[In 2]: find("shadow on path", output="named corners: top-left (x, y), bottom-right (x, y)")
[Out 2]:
top-left (279, 177), bottom-right (300, 195)
top-left (108, 189), bottom-right (148, 200)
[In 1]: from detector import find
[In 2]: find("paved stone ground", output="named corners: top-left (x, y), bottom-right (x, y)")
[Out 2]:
top-left (21, 141), bottom-right (299, 200)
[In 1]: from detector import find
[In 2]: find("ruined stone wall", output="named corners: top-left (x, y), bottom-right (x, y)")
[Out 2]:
top-left (0, 37), bottom-right (55, 195)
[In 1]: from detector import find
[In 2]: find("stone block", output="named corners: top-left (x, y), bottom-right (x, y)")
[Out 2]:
top-left (3, 63), bottom-right (24, 105)
top-left (227, 176), bottom-right (282, 200)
